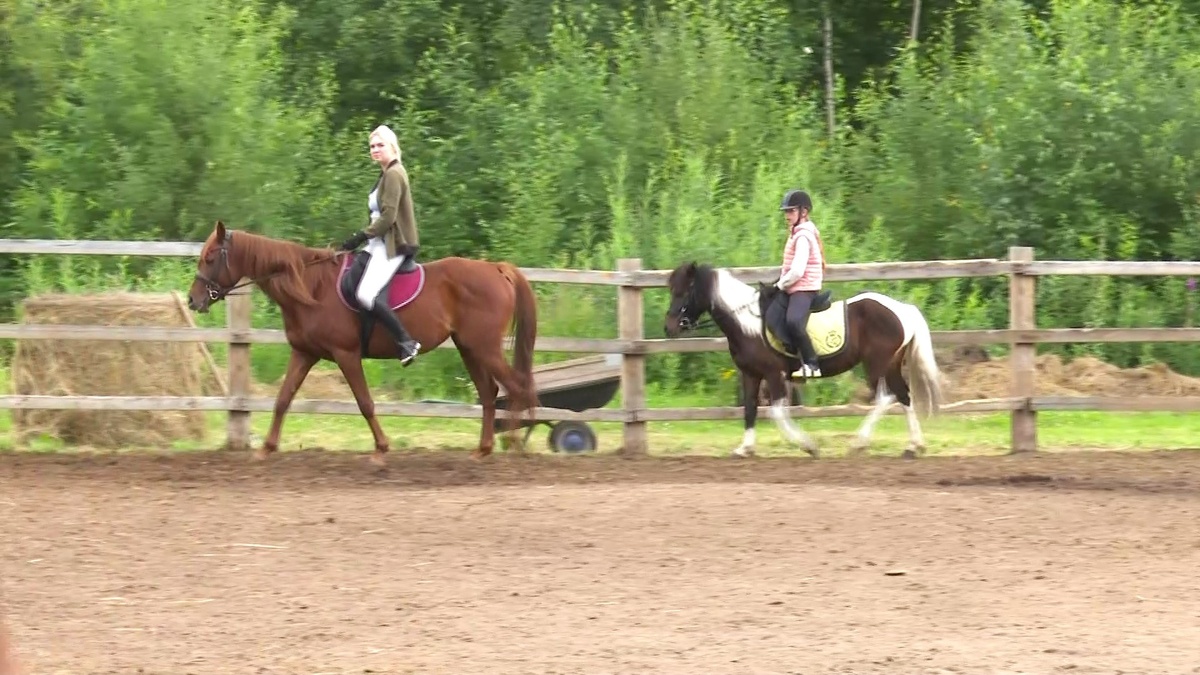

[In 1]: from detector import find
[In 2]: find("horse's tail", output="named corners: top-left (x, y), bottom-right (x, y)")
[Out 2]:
top-left (499, 262), bottom-right (539, 411)
top-left (904, 304), bottom-right (943, 418)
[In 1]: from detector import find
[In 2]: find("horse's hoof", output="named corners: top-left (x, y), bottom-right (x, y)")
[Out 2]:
top-left (251, 447), bottom-right (271, 462)
top-left (901, 445), bottom-right (924, 460)
top-left (500, 433), bottom-right (526, 454)
top-left (471, 448), bottom-right (493, 461)
top-left (803, 443), bottom-right (820, 459)
top-left (731, 446), bottom-right (755, 458)
top-left (369, 451), bottom-right (388, 468)
top-left (847, 439), bottom-right (869, 458)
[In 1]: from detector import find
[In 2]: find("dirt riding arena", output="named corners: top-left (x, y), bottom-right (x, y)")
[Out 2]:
top-left (4, 448), bottom-right (1200, 674)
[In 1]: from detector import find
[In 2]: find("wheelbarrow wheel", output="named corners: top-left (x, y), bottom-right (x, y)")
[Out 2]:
top-left (547, 421), bottom-right (597, 454)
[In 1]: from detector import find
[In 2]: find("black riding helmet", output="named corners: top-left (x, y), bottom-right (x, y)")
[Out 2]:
top-left (779, 189), bottom-right (813, 212)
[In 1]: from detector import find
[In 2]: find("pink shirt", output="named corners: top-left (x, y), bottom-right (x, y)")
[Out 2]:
top-left (778, 221), bottom-right (823, 292)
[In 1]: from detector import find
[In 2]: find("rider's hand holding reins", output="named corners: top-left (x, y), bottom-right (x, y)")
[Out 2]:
top-left (340, 231), bottom-right (369, 251)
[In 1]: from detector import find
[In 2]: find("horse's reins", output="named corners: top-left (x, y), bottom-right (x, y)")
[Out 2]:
top-left (194, 233), bottom-right (346, 302)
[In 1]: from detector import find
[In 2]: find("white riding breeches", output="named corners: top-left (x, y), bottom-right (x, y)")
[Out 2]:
top-left (355, 237), bottom-right (406, 308)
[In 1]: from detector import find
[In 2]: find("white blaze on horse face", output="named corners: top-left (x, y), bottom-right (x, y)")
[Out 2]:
top-left (712, 269), bottom-right (762, 338)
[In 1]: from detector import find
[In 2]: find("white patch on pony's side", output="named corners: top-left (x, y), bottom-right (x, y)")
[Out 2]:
top-left (711, 268), bottom-right (762, 338)
top-left (848, 290), bottom-right (943, 419)
top-left (846, 292), bottom-right (917, 346)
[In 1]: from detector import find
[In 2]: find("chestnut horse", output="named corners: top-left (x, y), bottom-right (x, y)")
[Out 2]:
top-left (186, 221), bottom-right (539, 466)
top-left (663, 261), bottom-right (943, 459)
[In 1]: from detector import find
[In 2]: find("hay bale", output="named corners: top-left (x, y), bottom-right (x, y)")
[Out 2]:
top-left (10, 292), bottom-right (216, 448)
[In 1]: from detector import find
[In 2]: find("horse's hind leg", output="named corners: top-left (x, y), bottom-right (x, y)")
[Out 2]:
top-left (331, 348), bottom-right (391, 468)
top-left (473, 346), bottom-right (535, 453)
top-left (848, 357), bottom-right (896, 458)
top-left (885, 360), bottom-right (925, 459)
top-left (454, 338), bottom-right (500, 459)
top-left (765, 371), bottom-right (819, 458)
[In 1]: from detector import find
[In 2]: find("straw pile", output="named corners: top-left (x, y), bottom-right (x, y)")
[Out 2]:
top-left (11, 291), bottom-right (222, 448)
top-left (851, 345), bottom-right (1200, 403)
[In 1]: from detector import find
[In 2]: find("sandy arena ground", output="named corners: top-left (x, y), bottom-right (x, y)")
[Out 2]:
top-left (3, 447), bottom-right (1200, 674)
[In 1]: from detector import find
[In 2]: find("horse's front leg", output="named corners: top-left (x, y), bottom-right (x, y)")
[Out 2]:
top-left (257, 347), bottom-right (319, 461)
top-left (733, 373), bottom-right (762, 458)
top-left (332, 349), bottom-right (391, 468)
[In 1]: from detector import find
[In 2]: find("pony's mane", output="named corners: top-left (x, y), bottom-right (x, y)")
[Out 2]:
top-left (708, 266), bottom-right (762, 338)
top-left (231, 230), bottom-right (337, 307)
top-left (670, 261), bottom-right (762, 338)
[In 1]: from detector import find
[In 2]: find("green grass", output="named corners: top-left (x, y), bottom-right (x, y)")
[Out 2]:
top-left (2, 356), bottom-right (1197, 457)
top-left (4, 392), bottom-right (1200, 457)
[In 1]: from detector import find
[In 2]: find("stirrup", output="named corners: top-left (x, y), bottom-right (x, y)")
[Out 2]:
top-left (398, 341), bottom-right (421, 367)
top-left (791, 364), bottom-right (821, 379)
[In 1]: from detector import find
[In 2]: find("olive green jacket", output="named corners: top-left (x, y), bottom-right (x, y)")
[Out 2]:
top-left (364, 159), bottom-right (419, 257)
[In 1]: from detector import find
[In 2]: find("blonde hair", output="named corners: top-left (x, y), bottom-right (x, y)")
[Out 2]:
top-left (370, 124), bottom-right (402, 162)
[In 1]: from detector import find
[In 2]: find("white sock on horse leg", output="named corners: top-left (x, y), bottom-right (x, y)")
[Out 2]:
top-left (855, 382), bottom-right (895, 445)
top-left (733, 427), bottom-right (756, 456)
top-left (769, 399), bottom-right (808, 445)
top-left (904, 404), bottom-right (926, 448)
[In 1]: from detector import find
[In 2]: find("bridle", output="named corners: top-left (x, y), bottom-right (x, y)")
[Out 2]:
top-left (675, 292), bottom-right (716, 332)
top-left (672, 285), bottom-right (757, 334)
top-left (193, 230), bottom-right (343, 303)
top-left (194, 235), bottom-right (240, 302)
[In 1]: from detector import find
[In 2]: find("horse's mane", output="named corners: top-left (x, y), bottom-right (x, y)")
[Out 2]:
top-left (675, 261), bottom-right (764, 338)
top-left (231, 231), bottom-right (338, 307)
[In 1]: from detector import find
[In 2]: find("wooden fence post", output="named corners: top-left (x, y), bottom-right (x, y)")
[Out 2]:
top-left (1009, 246), bottom-right (1036, 452)
top-left (617, 258), bottom-right (647, 455)
top-left (226, 286), bottom-right (252, 451)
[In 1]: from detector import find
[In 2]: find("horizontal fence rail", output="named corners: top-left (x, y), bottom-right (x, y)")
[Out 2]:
top-left (6, 324), bottom-right (1200, 348)
top-left (2, 240), bottom-right (1199, 453)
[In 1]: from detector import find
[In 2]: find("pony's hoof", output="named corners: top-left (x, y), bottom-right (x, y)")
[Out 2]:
top-left (251, 447), bottom-right (272, 462)
top-left (369, 450), bottom-right (388, 468)
top-left (501, 433), bottom-right (526, 454)
top-left (471, 447), bottom-right (493, 461)
top-left (803, 442), bottom-right (820, 459)
top-left (901, 444), bottom-right (924, 460)
top-left (731, 446), bottom-right (756, 458)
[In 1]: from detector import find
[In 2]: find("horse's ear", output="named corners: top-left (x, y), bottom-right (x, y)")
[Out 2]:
top-left (214, 220), bottom-right (227, 241)
top-left (687, 261), bottom-right (697, 275)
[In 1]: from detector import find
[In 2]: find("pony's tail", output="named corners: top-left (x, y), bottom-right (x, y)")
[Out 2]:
top-left (500, 262), bottom-right (539, 413)
top-left (904, 305), bottom-right (943, 418)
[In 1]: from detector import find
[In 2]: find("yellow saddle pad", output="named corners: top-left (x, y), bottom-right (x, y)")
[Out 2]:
top-left (764, 300), bottom-right (848, 359)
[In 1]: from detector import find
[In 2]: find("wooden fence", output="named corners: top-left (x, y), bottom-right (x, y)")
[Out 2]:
top-left (4, 240), bottom-right (1200, 454)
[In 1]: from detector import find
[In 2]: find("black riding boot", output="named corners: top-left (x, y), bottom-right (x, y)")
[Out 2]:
top-left (785, 290), bottom-right (822, 377)
top-left (370, 295), bottom-right (421, 367)
top-left (796, 331), bottom-right (821, 372)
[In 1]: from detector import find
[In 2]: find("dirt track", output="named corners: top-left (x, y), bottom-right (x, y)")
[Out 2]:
top-left (3, 447), bottom-right (1200, 674)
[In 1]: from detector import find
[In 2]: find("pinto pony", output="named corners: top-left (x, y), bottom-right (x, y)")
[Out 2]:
top-left (663, 261), bottom-right (942, 459)
top-left (187, 221), bottom-right (539, 466)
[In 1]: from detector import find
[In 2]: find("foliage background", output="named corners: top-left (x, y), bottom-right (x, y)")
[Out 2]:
top-left (3, 0), bottom-right (1199, 404)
